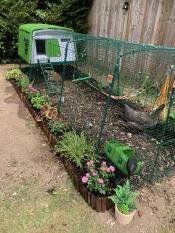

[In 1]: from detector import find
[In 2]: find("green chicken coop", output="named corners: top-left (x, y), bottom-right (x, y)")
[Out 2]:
top-left (18, 24), bottom-right (76, 65)
top-left (18, 24), bottom-right (76, 94)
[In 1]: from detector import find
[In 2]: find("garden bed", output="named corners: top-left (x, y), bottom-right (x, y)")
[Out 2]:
top-left (9, 78), bottom-right (116, 212)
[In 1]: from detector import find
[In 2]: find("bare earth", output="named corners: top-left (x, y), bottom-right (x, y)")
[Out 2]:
top-left (0, 64), bottom-right (174, 233)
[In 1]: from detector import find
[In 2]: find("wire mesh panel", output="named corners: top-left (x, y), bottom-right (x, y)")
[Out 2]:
top-left (27, 31), bottom-right (175, 189)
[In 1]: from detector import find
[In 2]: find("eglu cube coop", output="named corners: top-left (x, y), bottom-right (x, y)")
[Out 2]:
top-left (17, 26), bottom-right (175, 188)
top-left (18, 24), bottom-right (76, 94)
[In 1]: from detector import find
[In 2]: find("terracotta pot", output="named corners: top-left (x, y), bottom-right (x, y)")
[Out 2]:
top-left (115, 205), bottom-right (136, 225)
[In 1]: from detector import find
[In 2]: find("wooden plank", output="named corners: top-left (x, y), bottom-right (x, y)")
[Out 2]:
top-left (125, 0), bottom-right (147, 43)
top-left (88, 0), bottom-right (175, 48)
top-left (163, 0), bottom-right (175, 47)
top-left (139, 0), bottom-right (159, 44)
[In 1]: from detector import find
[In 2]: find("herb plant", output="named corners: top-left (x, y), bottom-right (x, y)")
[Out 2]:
top-left (54, 130), bottom-right (97, 168)
top-left (109, 180), bottom-right (139, 214)
top-left (82, 161), bottom-right (115, 195)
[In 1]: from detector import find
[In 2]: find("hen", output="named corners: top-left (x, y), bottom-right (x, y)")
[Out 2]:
top-left (124, 103), bottom-right (165, 131)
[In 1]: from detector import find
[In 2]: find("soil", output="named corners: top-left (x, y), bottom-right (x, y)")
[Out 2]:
top-left (0, 64), bottom-right (175, 233)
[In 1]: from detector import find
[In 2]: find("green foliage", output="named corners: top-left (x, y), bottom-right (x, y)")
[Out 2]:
top-left (109, 180), bottom-right (139, 214)
top-left (5, 68), bottom-right (23, 80)
top-left (48, 118), bottom-right (70, 135)
top-left (16, 75), bottom-right (30, 92)
top-left (31, 94), bottom-right (47, 110)
top-left (0, 0), bottom-right (94, 63)
top-left (82, 161), bottom-right (115, 195)
top-left (97, 82), bottom-right (107, 89)
top-left (54, 130), bottom-right (96, 168)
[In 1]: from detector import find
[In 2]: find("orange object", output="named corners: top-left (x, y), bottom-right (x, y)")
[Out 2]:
top-left (154, 75), bottom-right (170, 121)
top-left (173, 80), bottom-right (175, 89)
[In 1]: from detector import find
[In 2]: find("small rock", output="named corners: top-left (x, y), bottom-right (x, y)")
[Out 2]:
top-left (138, 210), bottom-right (144, 217)
top-left (84, 122), bottom-right (93, 129)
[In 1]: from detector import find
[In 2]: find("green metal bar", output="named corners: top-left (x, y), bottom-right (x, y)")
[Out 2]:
top-left (95, 57), bottom-right (120, 154)
top-left (72, 76), bottom-right (92, 82)
top-left (57, 42), bottom-right (69, 116)
top-left (116, 56), bottom-right (121, 96)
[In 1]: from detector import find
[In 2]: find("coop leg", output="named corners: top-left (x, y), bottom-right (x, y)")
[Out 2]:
top-left (29, 65), bottom-right (33, 83)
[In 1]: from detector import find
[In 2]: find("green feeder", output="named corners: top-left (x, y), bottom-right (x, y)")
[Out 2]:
top-left (104, 141), bottom-right (141, 175)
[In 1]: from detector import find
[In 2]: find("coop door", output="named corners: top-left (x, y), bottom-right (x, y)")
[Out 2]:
top-left (46, 39), bottom-right (61, 57)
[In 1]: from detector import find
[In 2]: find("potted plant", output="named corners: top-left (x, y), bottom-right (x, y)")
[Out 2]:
top-left (109, 180), bottom-right (139, 225)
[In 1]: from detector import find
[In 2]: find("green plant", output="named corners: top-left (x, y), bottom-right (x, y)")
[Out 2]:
top-left (5, 68), bottom-right (23, 80)
top-left (109, 180), bottom-right (139, 214)
top-left (35, 104), bottom-right (57, 122)
top-left (24, 85), bottom-right (39, 100)
top-left (16, 75), bottom-right (30, 92)
top-left (82, 161), bottom-right (115, 195)
top-left (31, 94), bottom-right (48, 110)
top-left (98, 82), bottom-right (107, 89)
top-left (48, 118), bottom-right (70, 135)
top-left (54, 130), bottom-right (97, 168)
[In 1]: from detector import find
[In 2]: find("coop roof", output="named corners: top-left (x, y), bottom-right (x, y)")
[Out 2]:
top-left (19, 24), bottom-right (74, 33)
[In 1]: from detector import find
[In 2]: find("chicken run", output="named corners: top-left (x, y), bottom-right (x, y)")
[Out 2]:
top-left (19, 30), bottom-right (175, 188)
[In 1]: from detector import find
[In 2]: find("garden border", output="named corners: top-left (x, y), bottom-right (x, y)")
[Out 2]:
top-left (9, 79), bottom-right (114, 212)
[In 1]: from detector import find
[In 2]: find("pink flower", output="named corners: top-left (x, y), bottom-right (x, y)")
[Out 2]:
top-left (86, 173), bottom-right (90, 178)
top-left (30, 91), bottom-right (33, 94)
top-left (37, 91), bottom-right (39, 93)
top-left (29, 85), bottom-right (32, 89)
top-left (33, 89), bottom-right (36, 92)
top-left (101, 167), bottom-right (105, 171)
top-left (90, 168), bottom-right (93, 172)
top-left (102, 161), bottom-right (106, 165)
top-left (87, 160), bottom-right (93, 166)
top-left (109, 166), bottom-right (115, 172)
top-left (25, 88), bottom-right (29, 91)
top-left (98, 179), bottom-right (103, 183)
top-left (92, 172), bottom-right (96, 176)
top-left (82, 176), bottom-right (88, 183)
top-left (107, 168), bottom-right (110, 173)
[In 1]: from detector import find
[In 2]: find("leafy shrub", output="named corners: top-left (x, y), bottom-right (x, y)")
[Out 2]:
top-left (54, 130), bottom-right (97, 168)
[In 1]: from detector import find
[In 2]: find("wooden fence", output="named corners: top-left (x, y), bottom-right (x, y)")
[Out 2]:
top-left (88, 0), bottom-right (175, 48)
